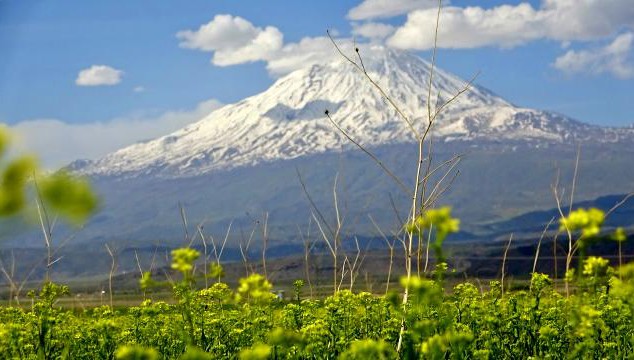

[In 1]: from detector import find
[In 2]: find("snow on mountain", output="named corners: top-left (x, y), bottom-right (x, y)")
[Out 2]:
top-left (73, 45), bottom-right (634, 178)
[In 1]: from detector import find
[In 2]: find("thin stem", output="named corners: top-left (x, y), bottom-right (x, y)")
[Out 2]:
top-left (501, 233), bottom-right (513, 298)
top-left (424, 224), bottom-right (433, 274)
top-left (533, 217), bottom-right (555, 274)
top-left (198, 226), bottom-right (209, 288)
top-left (105, 244), bottom-right (116, 309)
top-left (325, 112), bottom-right (411, 195)
top-left (261, 212), bottom-right (269, 280)
top-left (568, 144), bottom-right (581, 215)
top-left (327, 31), bottom-right (420, 138)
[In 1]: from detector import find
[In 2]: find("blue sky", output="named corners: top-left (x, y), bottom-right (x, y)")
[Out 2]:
top-left (0, 0), bottom-right (633, 167)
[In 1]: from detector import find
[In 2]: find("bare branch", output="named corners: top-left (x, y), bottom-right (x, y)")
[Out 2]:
top-left (312, 212), bottom-right (336, 258)
top-left (501, 233), bottom-right (513, 298)
top-left (325, 112), bottom-right (411, 195)
top-left (327, 31), bottom-right (420, 138)
top-left (431, 71), bottom-right (480, 123)
top-left (605, 192), bottom-right (634, 219)
top-left (297, 168), bottom-right (335, 238)
top-left (532, 217), bottom-right (555, 274)
top-left (104, 244), bottom-right (116, 309)
top-left (568, 144), bottom-right (581, 215)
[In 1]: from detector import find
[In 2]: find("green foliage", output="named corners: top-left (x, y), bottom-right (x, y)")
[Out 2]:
top-left (530, 272), bottom-right (552, 296)
top-left (340, 339), bottom-right (397, 359)
top-left (0, 124), bottom-right (631, 358)
top-left (2, 268), bottom-right (634, 358)
top-left (0, 155), bottom-right (37, 216)
top-left (238, 343), bottom-right (271, 360)
top-left (39, 171), bottom-right (98, 223)
top-left (293, 279), bottom-right (304, 301)
top-left (115, 345), bottom-right (159, 360)
top-left (420, 330), bottom-right (473, 360)
top-left (0, 126), bottom-right (97, 223)
top-left (179, 347), bottom-right (214, 360)
top-left (0, 124), bottom-right (9, 156)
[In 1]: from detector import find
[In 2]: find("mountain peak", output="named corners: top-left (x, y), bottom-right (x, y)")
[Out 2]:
top-left (74, 48), bottom-right (634, 178)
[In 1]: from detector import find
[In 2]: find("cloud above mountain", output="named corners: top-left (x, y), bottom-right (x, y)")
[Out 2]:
top-left (177, 1), bottom-right (633, 80)
top-left (553, 32), bottom-right (634, 79)
top-left (351, 22), bottom-right (396, 40)
top-left (387, 1), bottom-right (634, 49)
top-left (347, 0), bottom-right (441, 20)
top-left (176, 15), bottom-right (341, 76)
top-left (176, 14), bottom-right (283, 66)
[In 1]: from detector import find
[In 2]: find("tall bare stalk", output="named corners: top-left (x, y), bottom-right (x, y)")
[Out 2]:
top-left (134, 250), bottom-right (147, 299)
top-left (423, 224), bottom-right (433, 273)
top-left (298, 221), bottom-right (315, 298)
top-left (0, 252), bottom-right (17, 305)
top-left (532, 218), bottom-right (555, 274)
top-left (348, 236), bottom-right (369, 291)
top-left (369, 215), bottom-right (395, 295)
top-left (198, 226), bottom-right (209, 288)
top-left (298, 169), bottom-right (346, 294)
top-left (552, 146), bottom-right (581, 297)
top-left (33, 176), bottom-right (56, 281)
top-left (105, 244), bottom-right (116, 309)
top-left (501, 233), bottom-right (513, 298)
top-left (553, 232), bottom-right (559, 280)
top-left (327, 0), bottom-right (475, 351)
top-left (261, 212), bottom-right (269, 280)
top-left (239, 221), bottom-right (257, 276)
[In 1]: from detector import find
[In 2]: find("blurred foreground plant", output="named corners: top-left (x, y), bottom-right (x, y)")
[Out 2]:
top-left (0, 125), bottom-right (98, 223)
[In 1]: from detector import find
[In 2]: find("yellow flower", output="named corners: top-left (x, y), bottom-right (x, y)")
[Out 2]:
top-left (237, 273), bottom-right (275, 304)
top-left (612, 227), bottom-right (627, 243)
top-left (140, 271), bottom-right (154, 289)
top-left (171, 248), bottom-right (200, 274)
top-left (559, 207), bottom-right (604, 238)
top-left (582, 256), bottom-right (610, 277)
top-left (406, 206), bottom-right (460, 236)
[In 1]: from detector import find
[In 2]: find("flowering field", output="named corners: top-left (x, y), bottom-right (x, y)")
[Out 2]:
top-left (1, 243), bottom-right (633, 359)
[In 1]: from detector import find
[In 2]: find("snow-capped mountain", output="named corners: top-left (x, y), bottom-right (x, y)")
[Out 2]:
top-left (73, 46), bottom-right (634, 178)
top-left (8, 45), bottom-right (634, 257)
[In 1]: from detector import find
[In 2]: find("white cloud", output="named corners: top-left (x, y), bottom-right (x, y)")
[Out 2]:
top-left (133, 86), bottom-right (145, 93)
top-left (387, 0), bottom-right (634, 50)
top-left (76, 65), bottom-right (123, 86)
top-left (177, 14), bottom-right (341, 76)
top-left (553, 32), bottom-right (634, 79)
top-left (9, 98), bottom-right (223, 169)
top-left (540, 0), bottom-right (634, 41)
top-left (266, 37), bottom-right (337, 76)
top-left (212, 27), bottom-right (283, 66)
top-left (176, 4), bottom-right (634, 79)
top-left (177, 14), bottom-right (283, 66)
top-left (348, 0), bottom-right (440, 20)
top-left (352, 22), bottom-right (396, 40)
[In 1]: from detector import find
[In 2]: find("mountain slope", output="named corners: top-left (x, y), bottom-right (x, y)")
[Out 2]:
top-left (73, 46), bottom-right (634, 178)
